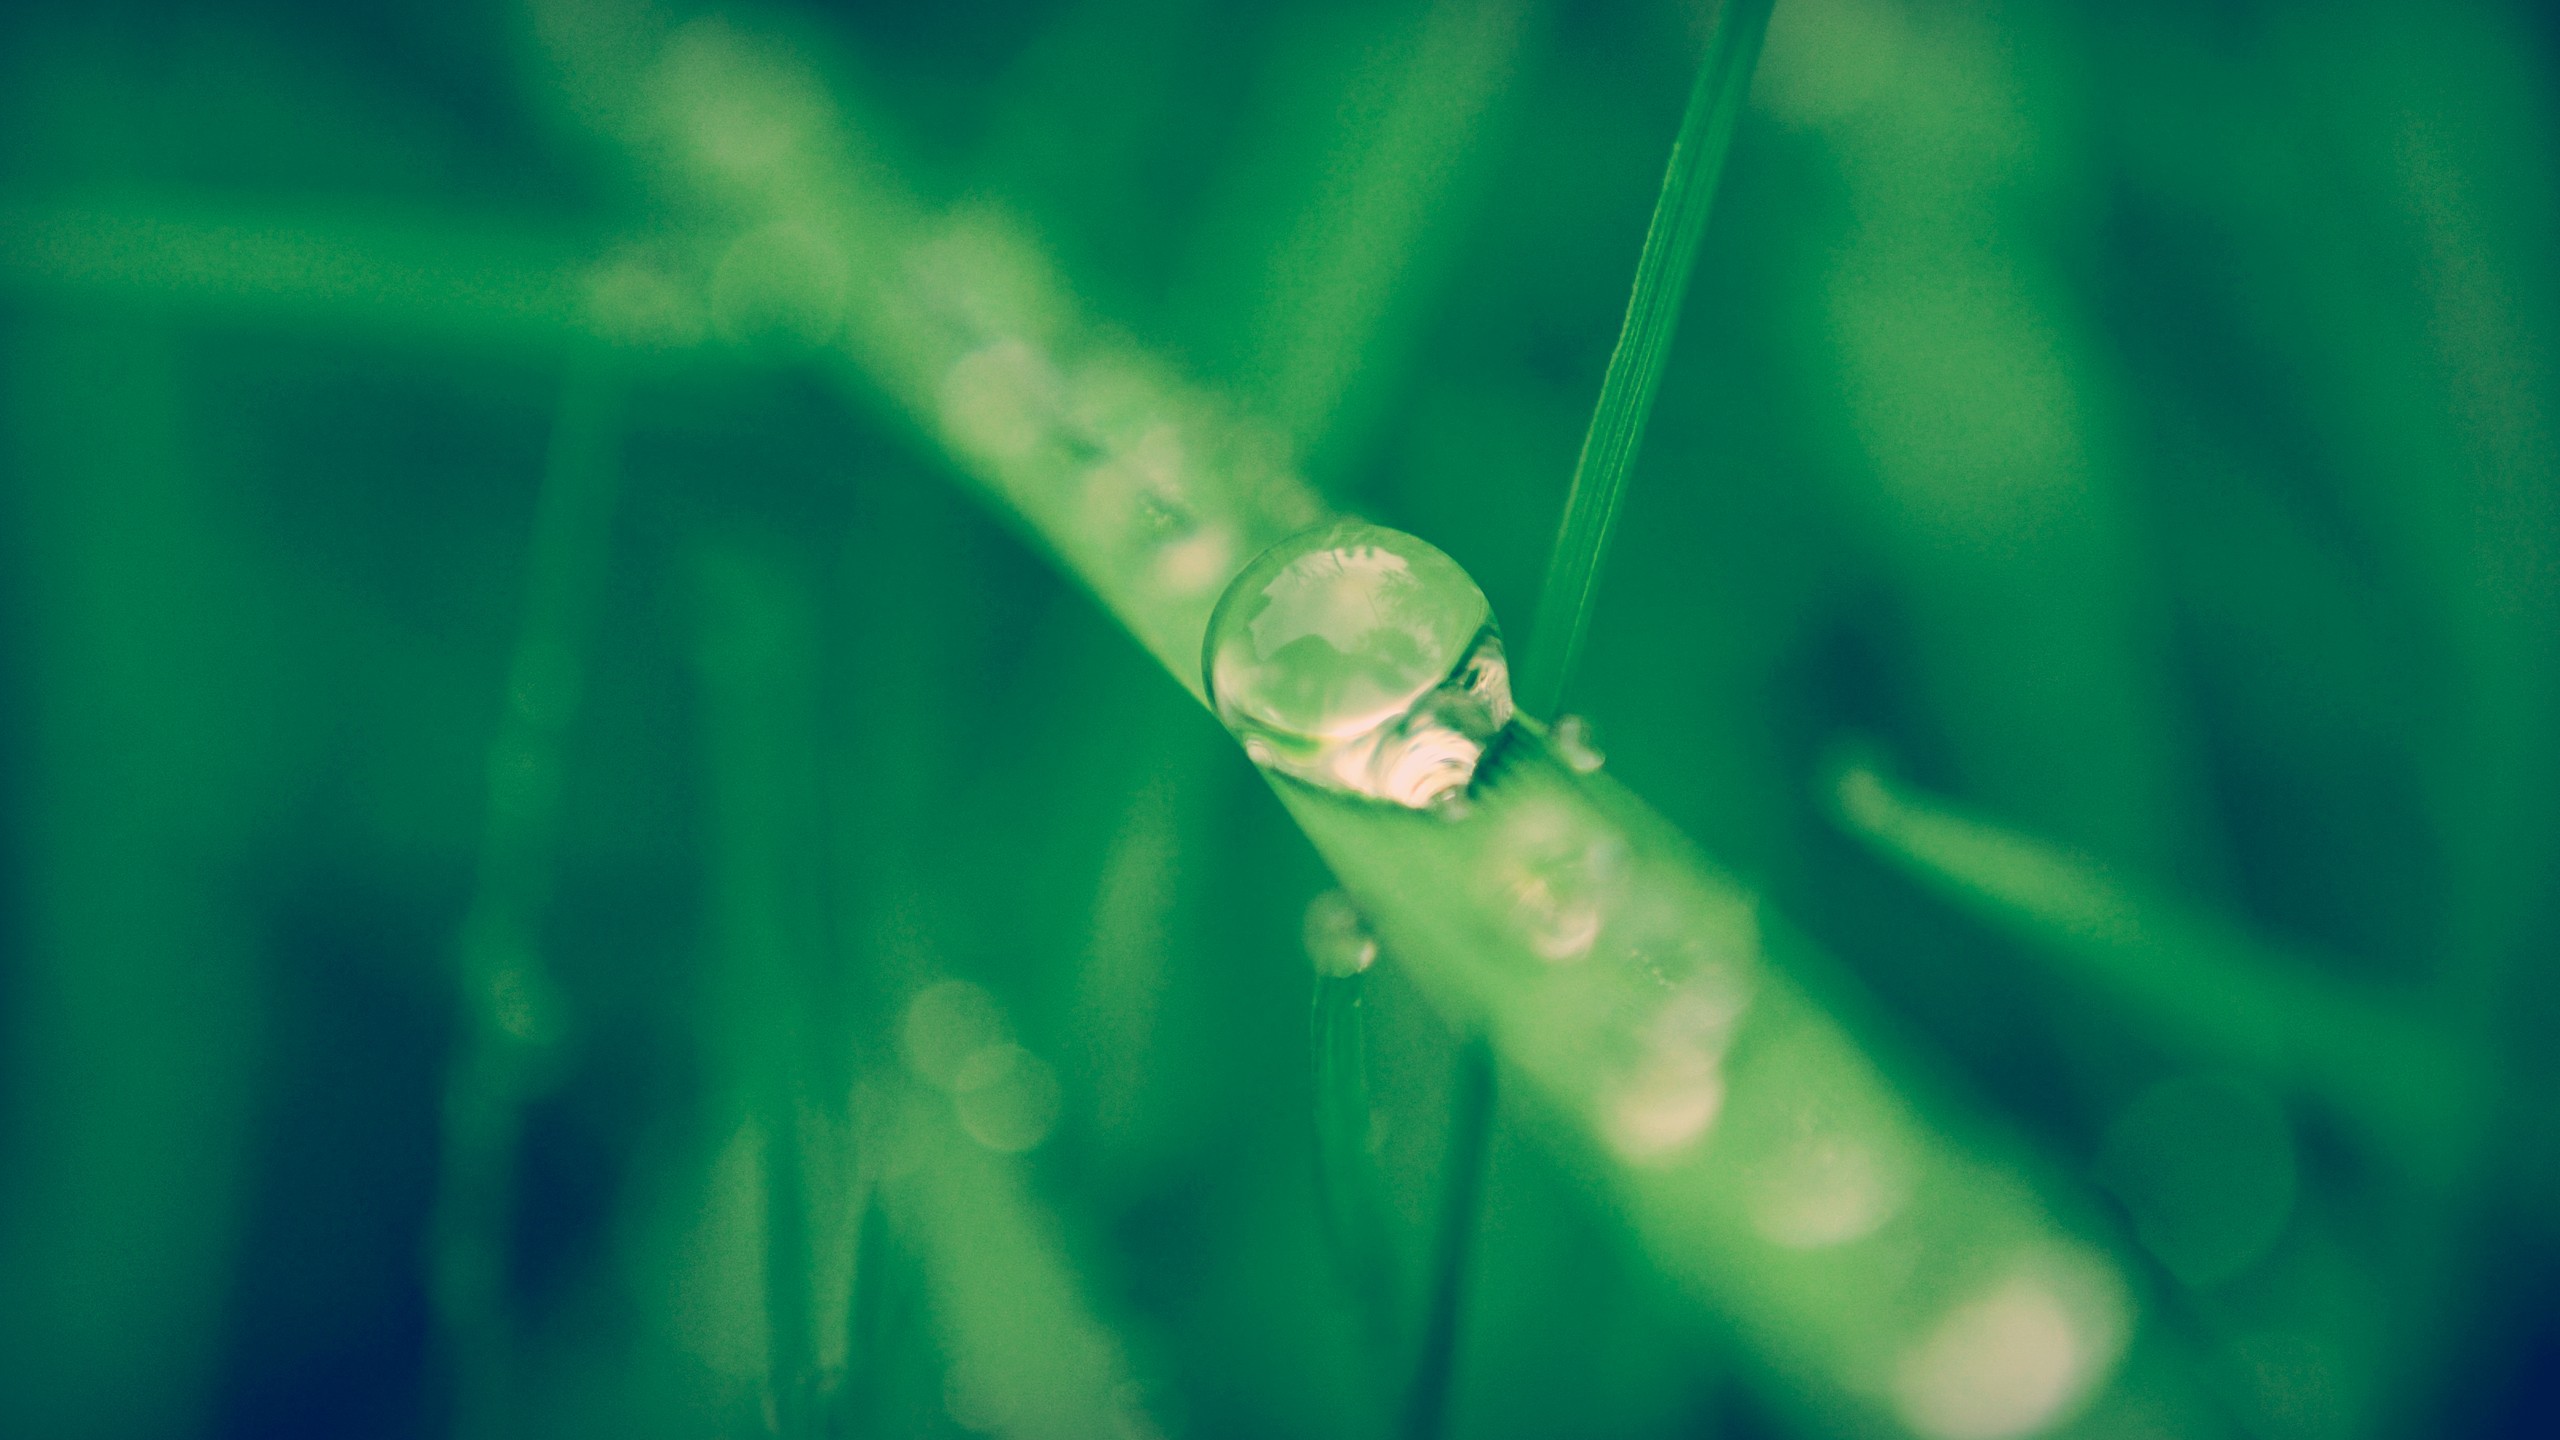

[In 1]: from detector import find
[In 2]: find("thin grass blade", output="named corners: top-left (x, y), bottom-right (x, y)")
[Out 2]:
top-left (1826, 749), bottom-right (2484, 1185)
top-left (1311, 968), bottom-right (1399, 1352)
top-left (1401, 1035), bottom-right (1495, 1440)
top-left (431, 354), bottom-right (623, 1439)
top-left (1519, 0), bottom-right (1775, 720)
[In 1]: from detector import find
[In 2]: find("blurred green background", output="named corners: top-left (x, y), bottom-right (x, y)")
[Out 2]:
top-left (3, 0), bottom-right (2557, 1437)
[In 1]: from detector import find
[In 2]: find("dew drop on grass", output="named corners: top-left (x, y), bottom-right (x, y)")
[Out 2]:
top-left (1551, 713), bottom-right (1606, 773)
top-left (1303, 889), bottom-right (1379, 977)
top-left (1204, 520), bottom-right (1512, 809)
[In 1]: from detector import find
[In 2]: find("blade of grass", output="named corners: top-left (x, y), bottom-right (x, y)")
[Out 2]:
top-left (0, 203), bottom-right (666, 350)
top-left (529, 12), bottom-right (2233, 1433)
top-left (691, 539), bottom-right (841, 1440)
top-left (430, 353), bottom-right (624, 1440)
top-left (1226, 0), bottom-right (1533, 463)
top-left (834, 1164), bottom-right (901, 1434)
top-left (885, 1081), bottom-right (1166, 1440)
top-left (1825, 748), bottom-right (2485, 1186)
top-left (1402, 1033), bottom-right (1495, 1440)
top-left (1310, 960), bottom-right (1399, 1380)
top-left (1519, 0), bottom-right (1776, 721)
top-left (1402, 7), bottom-right (1777, 1428)
top-left (0, 317), bottom-right (267, 1440)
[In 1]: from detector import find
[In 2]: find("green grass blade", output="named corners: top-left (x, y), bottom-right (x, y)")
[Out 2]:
top-left (0, 318), bottom-right (267, 1439)
top-left (888, 1086), bottom-right (1165, 1440)
top-left (0, 203), bottom-right (635, 351)
top-left (1401, 1035), bottom-right (1495, 1440)
top-left (430, 355), bottom-right (624, 1439)
top-left (1519, 0), bottom-right (1775, 721)
top-left (1311, 966), bottom-right (1398, 1354)
top-left (1231, 0), bottom-right (1532, 461)
top-left (690, 540), bottom-right (836, 1440)
top-left (532, 16), bottom-right (2232, 1434)
top-left (1826, 750), bottom-right (2485, 1185)
top-left (1413, 7), bottom-right (1775, 1422)
top-left (835, 1172), bottom-right (900, 1433)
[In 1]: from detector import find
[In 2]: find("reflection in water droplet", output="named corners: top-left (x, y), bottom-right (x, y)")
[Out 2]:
top-left (1303, 890), bottom-right (1379, 977)
top-left (901, 980), bottom-right (1009, 1090)
top-left (1892, 1253), bottom-right (2128, 1440)
top-left (952, 1043), bottom-right (1063, 1153)
top-left (1203, 521), bottom-right (1512, 809)
top-left (1551, 714), bottom-right (1606, 773)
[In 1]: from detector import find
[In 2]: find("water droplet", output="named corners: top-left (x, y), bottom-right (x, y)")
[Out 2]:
top-left (1891, 1252), bottom-right (2128, 1440)
top-left (1204, 521), bottom-right (1512, 809)
top-left (1492, 796), bottom-right (1624, 962)
top-left (952, 1043), bottom-right (1062, 1153)
top-left (1748, 1129), bottom-right (1908, 1249)
top-left (1550, 714), bottom-right (1606, 773)
top-left (901, 980), bottom-right (1009, 1090)
top-left (1303, 890), bottom-right (1379, 977)
top-left (1602, 976), bottom-right (1744, 1161)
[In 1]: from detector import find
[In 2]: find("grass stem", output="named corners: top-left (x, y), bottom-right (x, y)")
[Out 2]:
top-left (1401, 8), bottom-right (1778, 1430)
top-left (1311, 969), bottom-right (1397, 1364)
top-left (1519, 0), bottom-right (1775, 720)
top-left (430, 353), bottom-right (624, 1439)
top-left (1402, 1034), bottom-right (1496, 1440)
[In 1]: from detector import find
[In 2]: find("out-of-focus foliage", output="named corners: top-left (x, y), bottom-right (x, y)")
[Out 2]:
top-left (2, 2), bottom-right (2556, 1439)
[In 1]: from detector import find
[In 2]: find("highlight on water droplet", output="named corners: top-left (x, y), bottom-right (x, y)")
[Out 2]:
top-left (1890, 1249), bottom-right (2129, 1440)
top-left (1551, 713), bottom-right (1606, 773)
top-left (1203, 520), bottom-right (1512, 810)
top-left (1303, 889), bottom-right (1379, 977)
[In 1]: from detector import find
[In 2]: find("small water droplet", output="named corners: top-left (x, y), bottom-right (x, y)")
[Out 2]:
top-left (1492, 796), bottom-right (1624, 962)
top-left (901, 980), bottom-right (1009, 1090)
top-left (952, 1043), bottom-right (1062, 1153)
top-left (1602, 976), bottom-right (1744, 1161)
top-left (1303, 890), bottom-right (1379, 977)
top-left (1203, 521), bottom-right (1512, 809)
top-left (1551, 714), bottom-right (1606, 773)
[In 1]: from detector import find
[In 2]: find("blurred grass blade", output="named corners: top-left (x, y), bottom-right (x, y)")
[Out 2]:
top-left (1519, 0), bottom-right (1775, 720)
top-left (1311, 968), bottom-right (1398, 1348)
top-left (692, 540), bottom-right (841, 1438)
top-left (835, 1170), bottom-right (901, 1432)
top-left (888, 1084), bottom-right (1163, 1440)
top-left (1418, 5), bottom-right (1774, 1422)
top-left (1826, 750), bottom-right (2482, 1183)
top-left (431, 355), bottom-right (624, 1439)
top-left (0, 318), bottom-right (268, 1440)
top-left (0, 203), bottom-right (640, 351)
top-left (1403, 1035), bottom-right (1495, 1440)
top-left (1233, 0), bottom-right (1532, 461)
